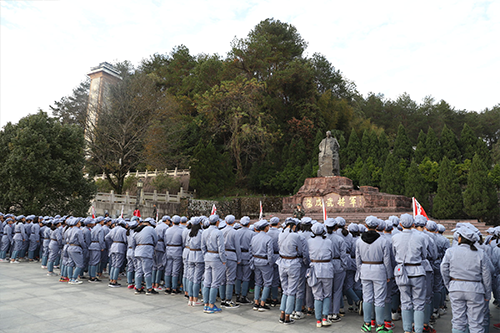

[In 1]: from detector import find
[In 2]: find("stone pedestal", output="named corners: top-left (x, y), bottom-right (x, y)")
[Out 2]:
top-left (282, 177), bottom-right (411, 214)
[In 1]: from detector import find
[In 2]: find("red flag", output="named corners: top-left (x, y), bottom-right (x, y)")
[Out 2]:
top-left (412, 197), bottom-right (429, 220)
top-left (211, 204), bottom-right (217, 216)
top-left (92, 205), bottom-right (95, 219)
top-left (156, 210), bottom-right (159, 222)
top-left (259, 201), bottom-right (263, 220)
top-left (322, 198), bottom-right (328, 222)
top-left (120, 205), bottom-right (124, 218)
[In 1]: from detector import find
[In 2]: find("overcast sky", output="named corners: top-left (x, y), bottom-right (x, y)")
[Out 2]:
top-left (1, 0), bottom-right (499, 128)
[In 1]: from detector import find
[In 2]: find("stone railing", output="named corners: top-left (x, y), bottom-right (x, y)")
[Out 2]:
top-left (94, 188), bottom-right (193, 204)
top-left (86, 168), bottom-right (190, 181)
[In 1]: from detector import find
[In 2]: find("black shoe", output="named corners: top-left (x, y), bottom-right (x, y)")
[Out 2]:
top-left (220, 300), bottom-right (227, 307)
top-left (164, 289), bottom-right (172, 295)
top-left (236, 296), bottom-right (241, 303)
top-left (283, 319), bottom-right (295, 325)
top-left (146, 289), bottom-right (159, 295)
top-left (258, 304), bottom-right (271, 312)
top-left (239, 296), bottom-right (251, 304)
top-left (253, 304), bottom-right (260, 311)
top-left (135, 288), bottom-right (145, 295)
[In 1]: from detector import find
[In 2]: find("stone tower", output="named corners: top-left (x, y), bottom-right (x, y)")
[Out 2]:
top-left (85, 62), bottom-right (121, 144)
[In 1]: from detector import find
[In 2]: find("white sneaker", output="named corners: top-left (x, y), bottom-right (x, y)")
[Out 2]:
top-left (193, 301), bottom-right (204, 306)
top-left (41, 265), bottom-right (47, 269)
top-left (438, 308), bottom-right (446, 316)
top-left (292, 311), bottom-right (305, 320)
top-left (392, 312), bottom-right (401, 321)
top-left (322, 319), bottom-right (332, 326)
top-left (47, 272), bottom-right (56, 276)
top-left (11, 260), bottom-right (20, 264)
top-left (69, 279), bottom-right (83, 285)
top-left (187, 300), bottom-right (193, 306)
top-left (316, 321), bottom-right (322, 328)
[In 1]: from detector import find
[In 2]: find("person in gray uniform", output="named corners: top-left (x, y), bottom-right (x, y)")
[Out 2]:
top-left (80, 217), bottom-right (92, 279)
top-left (220, 214), bottom-right (241, 308)
top-left (277, 217), bottom-right (304, 325)
top-left (88, 217), bottom-right (105, 283)
top-left (441, 227), bottom-right (491, 333)
top-left (11, 216), bottom-right (26, 263)
top-left (201, 214), bottom-right (226, 314)
top-left (47, 219), bottom-right (63, 276)
top-left (164, 215), bottom-right (184, 294)
top-left (153, 215), bottom-right (168, 291)
top-left (133, 218), bottom-right (158, 295)
top-left (66, 218), bottom-right (87, 284)
top-left (186, 217), bottom-right (204, 306)
top-left (106, 218), bottom-right (128, 287)
top-left (125, 219), bottom-right (138, 288)
top-left (324, 217), bottom-right (347, 322)
top-left (292, 218), bottom-right (310, 320)
top-left (235, 216), bottom-right (254, 304)
top-left (251, 220), bottom-right (275, 312)
top-left (307, 222), bottom-right (334, 328)
top-left (414, 215), bottom-right (437, 333)
top-left (27, 215), bottom-right (39, 261)
top-left (267, 216), bottom-right (281, 307)
top-left (1, 217), bottom-right (14, 261)
top-left (392, 214), bottom-right (427, 333)
top-left (356, 216), bottom-right (392, 333)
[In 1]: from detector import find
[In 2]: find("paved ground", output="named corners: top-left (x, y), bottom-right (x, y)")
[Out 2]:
top-left (0, 262), bottom-right (498, 333)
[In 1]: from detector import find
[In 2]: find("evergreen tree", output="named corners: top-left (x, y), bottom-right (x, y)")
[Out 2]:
top-left (440, 125), bottom-right (461, 162)
top-left (361, 130), bottom-right (370, 160)
top-left (359, 161), bottom-right (372, 186)
top-left (425, 127), bottom-right (441, 162)
top-left (463, 154), bottom-right (499, 221)
top-left (414, 130), bottom-right (427, 164)
top-left (346, 128), bottom-right (361, 166)
top-left (459, 123), bottom-right (477, 162)
top-left (312, 129), bottom-right (323, 169)
top-left (190, 140), bottom-right (234, 197)
top-left (433, 156), bottom-right (463, 218)
top-left (342, 157), bottom-right (363, 187)
top-left (368, 130), bottom-right (379, 160)
top-left (337, 133), bottom-right (347, 170)
top-left (294, 138), bottom-right (307, 166)
top-left (476, 139), bottom-right (493, 169)
top-left (380, 153), bottom-right (404, 195)
top-left (295, 161), bottom-right (313, 193)
top-left (404, 160), bottom-right (430, 209)
top-left (393, 124), bottom-right (413, 162)
top-left (377, 131), bottom-right (389, 167)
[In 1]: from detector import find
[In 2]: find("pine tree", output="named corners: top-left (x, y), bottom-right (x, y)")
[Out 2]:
top-left (377, 131), bottom-right (389, 167)
top-left (463, 154), bottom-right (499, 221)
top-left (346, 128), bottom-right (361, 166)
top-left (393, 124), bottom-right (413, 162)
top-left (459, 123), bottom-right (477, 162)
top-left (295, 161), bottom-right (313, 193)
top-left (359, 160), bottom-right (372, 186)
top-left (368, 130), bottom-right (380, 160)
top-left (361, 130), bottom-right (370, 160)
top-left (338, 134), bottom-right (347, 170)
top-left (433, 156), bottom-right (463, 218)
top-left (404, 160), bottom-right (430, 209)
top-left (414, 130), bottom-right (427, 164)
top-left (380, 153), bottom-right (404, 195)
top-left (476, 139), bottom-right (493, 169)
top-left (425, 127), bottom-right (441, 162)
top-left (440, 125), bottom-right (461, 162)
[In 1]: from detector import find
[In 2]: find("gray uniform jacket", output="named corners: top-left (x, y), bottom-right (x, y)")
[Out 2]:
top-left (223, 225), bottom-right (241, 262)
top-left (392, 229), bottom-right (427, 277)
top-left (250, 231), bottom-right (274, 267)
top-left (237, 227), bottom-right (255, 262)
top-left (106, 226), bottom-right (127, 254)
top-left (164, 225), bottom-right (184, 258)
top-left (133, 226), bottom-right (158, 258)
top-left (441, 244), bottom-right (492, 296)
top-left (307, 237), bottom-right (334, 278)
top-left (201, 225), bottom-right (226, 263)
top-left (355, 232), bottom-right (392, 281)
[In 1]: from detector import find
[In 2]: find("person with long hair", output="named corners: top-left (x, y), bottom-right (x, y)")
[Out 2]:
top-left (186, 217), bottom-right (204, 306)
top-left (125, 218), bottom-right (138, 289)
top-left (441, 227), bottom-right (492, 333)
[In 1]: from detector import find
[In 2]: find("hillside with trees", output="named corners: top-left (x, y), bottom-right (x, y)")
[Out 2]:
top-left (46, 18), bottom-right (500, 222)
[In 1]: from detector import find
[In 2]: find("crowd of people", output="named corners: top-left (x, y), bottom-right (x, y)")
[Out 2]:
top-left (0, 212), bottom-right (498, 333)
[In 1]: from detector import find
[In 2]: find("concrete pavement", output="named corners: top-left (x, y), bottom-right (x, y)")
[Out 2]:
top-left (0, 262), bottom-right (498, 333)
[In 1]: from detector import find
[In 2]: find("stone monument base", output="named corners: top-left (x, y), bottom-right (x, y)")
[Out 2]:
top-left (282, 177), bottom-right (411, 214)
